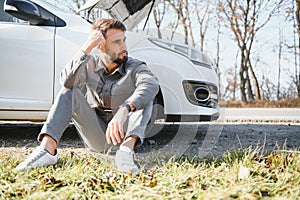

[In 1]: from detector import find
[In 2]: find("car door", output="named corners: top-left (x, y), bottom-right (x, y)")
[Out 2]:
top-left (0, 0), bottom-right (54, 110)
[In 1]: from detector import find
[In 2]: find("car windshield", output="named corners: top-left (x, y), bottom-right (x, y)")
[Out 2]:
top-left (43, 0), bottom-right (77, 13)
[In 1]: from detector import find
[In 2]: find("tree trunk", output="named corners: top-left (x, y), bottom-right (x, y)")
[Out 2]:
top-left (245, 68), bottom-right (254, 101)
top-left (240, 70), bottom-right (247, 104)
top-left (248, 60), bottom-right (261, 100)
top-left (240, 50), bottom-right (248, 104)
top-left (246, 50), bottom-right (261, 100)
top-left (296, 0), bottom-right (300, 97)
top-left (277, 27), bottom-right (282, 100)
top-left (216, 17), bottom-right (222, 99)
top-left (243, 48), bottom-right (254, 101)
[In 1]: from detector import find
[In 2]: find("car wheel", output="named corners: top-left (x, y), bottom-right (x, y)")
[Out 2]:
top-left (145, 92), bottom-right (165, 138)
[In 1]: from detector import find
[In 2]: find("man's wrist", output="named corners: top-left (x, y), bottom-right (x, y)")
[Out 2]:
top-left (121, 102), bottom-right (136, 113)
top-left (123, 103), bottom-right (131, 113)
top-left (79, 51), bottom-right (88, 61)
top-left (81, 48), bottom-right (91, 56)
top-left (129, 102), bottom-right (136, 111)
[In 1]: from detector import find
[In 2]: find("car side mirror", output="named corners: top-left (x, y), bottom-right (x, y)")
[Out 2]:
top-left (4, 0), bottom-right (46, 25)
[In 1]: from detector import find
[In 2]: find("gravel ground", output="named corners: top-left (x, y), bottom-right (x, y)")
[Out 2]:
top-left (1, 121), bottom-right (299, 166)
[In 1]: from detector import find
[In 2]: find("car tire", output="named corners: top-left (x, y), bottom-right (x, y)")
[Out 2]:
top-left (145, 93), bottom-right (165, 138)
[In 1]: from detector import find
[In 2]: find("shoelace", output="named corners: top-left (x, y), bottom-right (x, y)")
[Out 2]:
top-left (24, 147), bottom-right (47, 165)
top-left (123, 152), bottom-right (136, 165)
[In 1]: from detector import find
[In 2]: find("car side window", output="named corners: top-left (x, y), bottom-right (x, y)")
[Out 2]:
top-left (0, 0), bottom-right (27, 24)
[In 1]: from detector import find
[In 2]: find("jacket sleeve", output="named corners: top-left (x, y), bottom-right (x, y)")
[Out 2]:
top-left (60, 50), bottom-right (93, 89)
top-left (126, 64), bottom-right (159, 110)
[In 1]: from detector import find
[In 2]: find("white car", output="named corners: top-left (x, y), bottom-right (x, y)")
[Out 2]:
top-left (0, 0), bottom-right (219, 123)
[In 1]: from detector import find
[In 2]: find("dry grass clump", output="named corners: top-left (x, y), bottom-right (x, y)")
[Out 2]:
top-left (220, 98), bottom-right (300, 108)
top-left (1, 147), bottom-right (299, 199)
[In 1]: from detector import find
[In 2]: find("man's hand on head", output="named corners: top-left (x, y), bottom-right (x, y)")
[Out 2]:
top-left (105, 106), bottom-right (129, 145)
top-left (82, 30), bottom-right (106, 55)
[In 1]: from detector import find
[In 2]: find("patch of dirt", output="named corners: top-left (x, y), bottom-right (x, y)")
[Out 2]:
top-left (1, 122), bottom-right (299, 164)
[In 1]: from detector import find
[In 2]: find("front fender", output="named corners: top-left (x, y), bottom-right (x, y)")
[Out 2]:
top-left (130, 47), bottom-right (202, 115)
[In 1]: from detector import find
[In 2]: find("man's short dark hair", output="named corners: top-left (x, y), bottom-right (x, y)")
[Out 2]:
top-left (92, 18), bottom-right (126, 38)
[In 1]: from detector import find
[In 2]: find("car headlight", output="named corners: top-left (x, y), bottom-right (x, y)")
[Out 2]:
top-left (182, 80), bottom-right (218, 108)
top-left (148, 38), bottom-right (213, 70)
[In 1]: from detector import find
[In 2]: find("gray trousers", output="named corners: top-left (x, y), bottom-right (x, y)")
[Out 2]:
top-left (38, 87), bottom-right (153, 152)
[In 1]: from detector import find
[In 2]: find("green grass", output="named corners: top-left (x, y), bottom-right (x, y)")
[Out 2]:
top-left (1, 147), bottom-right (299, 199)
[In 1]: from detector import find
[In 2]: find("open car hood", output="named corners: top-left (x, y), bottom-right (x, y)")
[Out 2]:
top-left (77, 0), bottom-right (160, 30)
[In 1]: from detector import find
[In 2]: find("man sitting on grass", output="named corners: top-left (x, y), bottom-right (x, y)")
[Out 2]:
top-left (15, 18), bottom-right (159, 173)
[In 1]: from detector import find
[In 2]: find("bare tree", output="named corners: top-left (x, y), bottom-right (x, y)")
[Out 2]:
top-left (185, 0), bottom-right (196, 46)
top-left (261, 75), bottom-right (276, 101)
top-left (215, 9), bottom-right (222, 99)
top-left (277, 23), bottom-right (283, 100)
top-left (194, 0), bottom-right (211, 51)
top-left (217, 0), bottom-right (283, 104)
top-left (166, 0), bottom-right (189, 44)
top-left (295, 0), bottom-right (300, 97)
top-left (166, 0), bottom-right (198, 46)
top-left (278, 0), bottom-right (299, 99)
top-left (222, 68), bottom-right (240, 100)
top-left (166, 0), bottom-right (211, 49)
top-left (166, 12), bottom-right (180, 41)
top-left (153, 1), bottom-right (167, 39)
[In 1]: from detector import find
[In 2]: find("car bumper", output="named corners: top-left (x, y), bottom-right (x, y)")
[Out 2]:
top-left (166, 112), bottom-right (220, 122)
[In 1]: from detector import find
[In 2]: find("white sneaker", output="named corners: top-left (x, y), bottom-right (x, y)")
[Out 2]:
top-left (115, 149), bottom-right (139, 173)
top-left (15, 146), bottom-right (58, 171)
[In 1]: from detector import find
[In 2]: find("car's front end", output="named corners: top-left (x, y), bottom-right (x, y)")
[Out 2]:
top-left (125, 33), bottom-right (220, 122)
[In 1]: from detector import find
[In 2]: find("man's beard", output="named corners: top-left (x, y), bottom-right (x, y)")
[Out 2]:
top-left (112, 50), bottom-right (128, 65)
